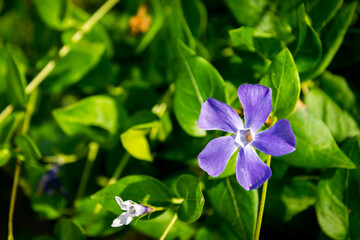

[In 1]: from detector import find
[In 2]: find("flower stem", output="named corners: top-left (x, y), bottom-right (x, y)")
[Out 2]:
top-left (254, 154), bottom-right (271, 240)
top-left (75, 142), bottom-right (100, 204)
top-left (159, 213), bottom-right (177, 240)
top-left (0, 0), bottom-right (121, 124)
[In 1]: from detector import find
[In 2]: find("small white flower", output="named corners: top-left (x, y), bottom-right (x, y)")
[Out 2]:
top-left (111, 196), bottom-right (152, 227)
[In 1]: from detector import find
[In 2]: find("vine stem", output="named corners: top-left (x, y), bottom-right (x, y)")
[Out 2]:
top-left (7, 91), bottom-right (37, 240)
top-left (254, 154), bottom-right (271, 240)
top-left (159, 213), bottom-right (177, 240)
top-left (0, 0), bottom-right (121, 124)
top-left (75, 142), bottom-right (100, 204)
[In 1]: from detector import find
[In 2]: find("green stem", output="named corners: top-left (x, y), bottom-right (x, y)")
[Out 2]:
top-left (0, 0), bottom-right (121, 124)
top-left (159, 213), bottom-right (177, 240)
top-left (108, 152), bottom-right (131, 185)
top-left (7, 91), bottom-right (37, 240)
top-left (7, 158), bottom-right (21, 240)
top-left (254, 155), bottom-right (271, 240)
top-left (75, 142), bottom-right (100, 204)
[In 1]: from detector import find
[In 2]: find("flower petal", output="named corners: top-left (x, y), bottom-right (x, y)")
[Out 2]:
top-left (252, 119), bottom-right (296, 156)
top-left (111, 212), bottom-right (133, 227)
top-left (236, 146), bottom-right (272, 190)
top-left (115, 196), bottom-right (127, 211)
top-left (238, 84), bottom-right (272, 132)
top-left (198, 135), bottom-right (239, 177)
top-left (198, 98), bottom-right (243, 134)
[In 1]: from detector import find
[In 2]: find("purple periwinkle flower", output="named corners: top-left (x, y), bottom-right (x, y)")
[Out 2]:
top-left (197, 84), bottom-right (296, 190)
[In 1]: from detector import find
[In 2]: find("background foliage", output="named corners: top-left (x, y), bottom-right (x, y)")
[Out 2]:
top-left (1, 0), bottom-right (360, 239)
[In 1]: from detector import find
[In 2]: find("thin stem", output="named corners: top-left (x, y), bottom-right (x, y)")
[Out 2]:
top-left (159, 213), bottom-right (177, 240)
top-left (0, 0), bottom-right (121, 124)
top-left (254, 155), bottom-right (271, 240)
top-left (108, 152), bottom-right (131, 185)
top-left (75, 142), bottom-right (100, 203)
top-left (8, 91), bottom-right (37, 240)
top-left (7, 158), bottom-right (21, 240)
top-left (0, 104), bottom-right (14, 124)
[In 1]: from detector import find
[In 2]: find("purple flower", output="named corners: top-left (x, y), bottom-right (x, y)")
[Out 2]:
top-left (197, 84), bottom-right (296, 190)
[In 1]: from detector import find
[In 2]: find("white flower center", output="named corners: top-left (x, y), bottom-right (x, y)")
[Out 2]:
top-left (235, 128), bottom-right (254, 147)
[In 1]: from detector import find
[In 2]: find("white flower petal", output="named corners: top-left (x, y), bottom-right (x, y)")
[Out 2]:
top-left (111, 212), bottom-right (133, 227)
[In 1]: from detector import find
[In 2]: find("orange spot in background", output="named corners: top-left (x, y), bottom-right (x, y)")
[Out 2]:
top-left (129, 3), bottom-right (152, 36)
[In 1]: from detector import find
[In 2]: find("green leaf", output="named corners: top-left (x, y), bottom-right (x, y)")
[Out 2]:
top-left (276, 108), bottom-right (355, 169)
top-left (53, 95), bottom-right (122, 145)
top-left (6, 45), bottom-right (27, 108)
top-left (73, 198), bottom-right (118, 237)
top-left (91, 175), bottom-right (172, 215)
top-left (306, 0), bottom-right (343, 32)
top-left (315, 169), bottom-right (348, 240)
top-left (303, 2), bottom-right (357, 80)
top-left (304, 87), bottom-right (359, 142)
top-left (34, 0), bottom-right (73, 30)
top-left (120, 128), bottom-right (153, 161)
top-left (224, 0), bottom-right (267, 26)
top-left (206, 177), bottom-right (258, 240)
top-left (15, 134), bottom-right (42, 162)
top-left (54, 219), bottom-right (85, 240)
top-left (132, 210), bottom-right (195, 240)
top-left (175, 174), bottom-right (204, 223)
top-left (0, 112), bottom-right (23, 145)
top-left (281, 178), bottom-right (317, 221)
top-left (260, 48), bottom-right (300, 119)
top-left (318, 71), bottom-right (355, 110)
top-left (42, 42), bottom-right (105, 93)
top-left (174, 41), bottom-right (226, 137)
top-left (230, 27), bottom-right (283, 59)
top-left (293, 4), bottom-right (322, 73)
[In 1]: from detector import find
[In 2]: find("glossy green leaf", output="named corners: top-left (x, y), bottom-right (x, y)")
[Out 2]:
top-left (174, 41), bottom-right (226, 137)
top-left (54, 219), bottom-right (85, 240)
top-left (318, 71), bottom-right (355, 110)
top-left (304, 88), bottom-right (359, 142)
top-left (91, 175), bottom-right (172, 215)
top-left (120, 128), bottom-right (153, 161)
top-left (224, 0), bottom-right (267, 26)
top-left (42, 42), bottom-right (105, 93)
top-left (306, 0), bottom-right (343, 32)
top-left (281, 178), bottom-right (317, 221)
top-left (293, 4), bottom-right (322, 73)
top-left (175, 174), bottom-right (204, 223)
top-left (132, 210), bottom-right (195, 240)
top-left (303, 2), bottom-right (357, 80)
top-left (206, 177), bottom-right (258, 240)
top-left (276, 108), bottom-right (355, 169)
top-left (53, 95), bottom-right (121, 144)
top-left (34, 0), bottom-right (73, 30)
top-left (316, 169), bottom-right (348, 240)
top-left (15, 134), bottom-right (42, 162)
top-left (260, 48), bottom-right (300, 119)
top-left (6, 45), bottom-right (27, 108)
